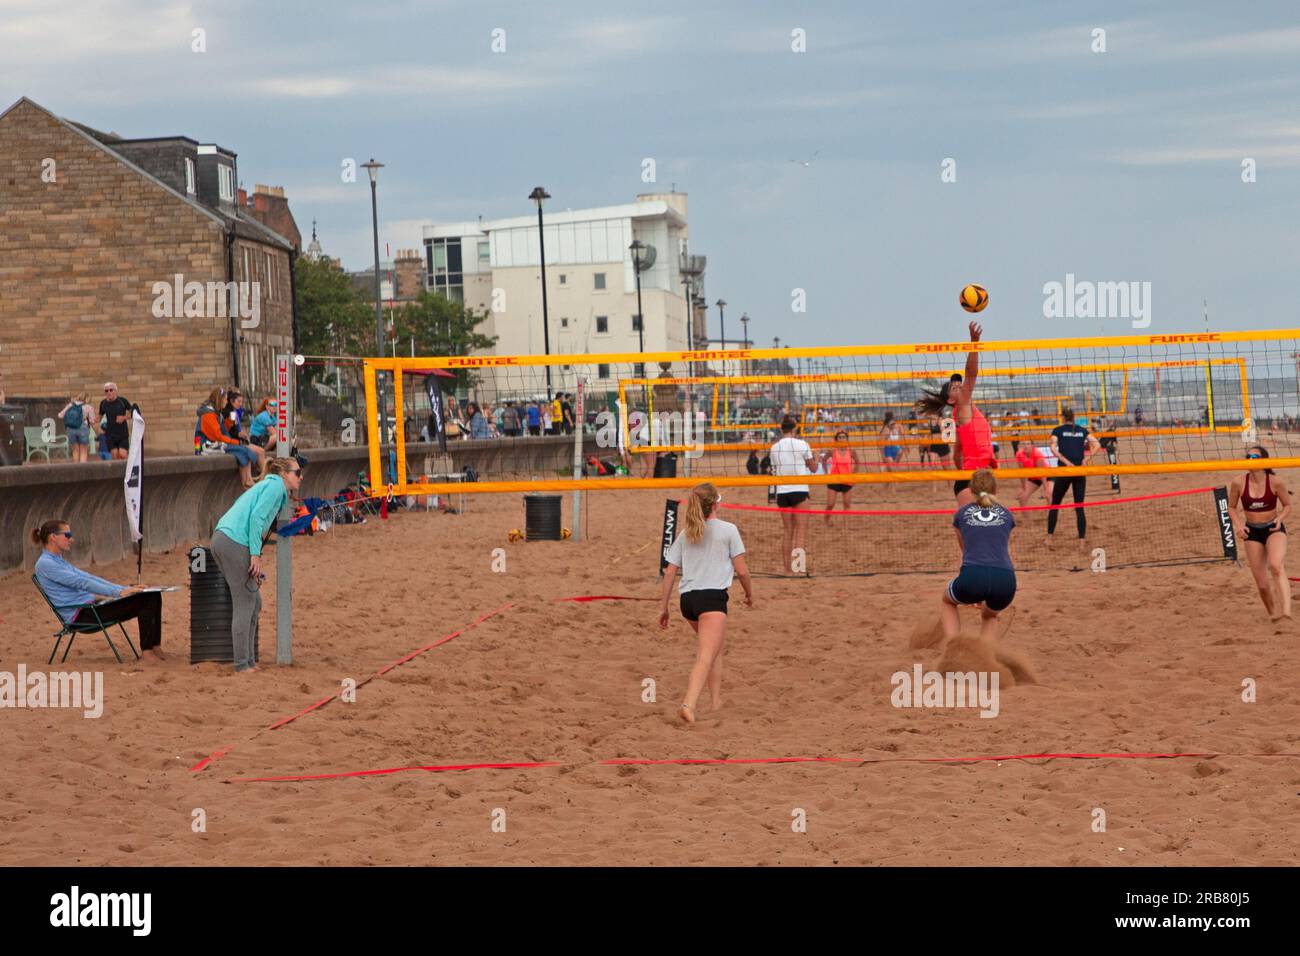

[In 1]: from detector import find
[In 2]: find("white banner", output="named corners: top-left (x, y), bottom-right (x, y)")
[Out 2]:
top-left (124, 407), bottom-right (145, 543)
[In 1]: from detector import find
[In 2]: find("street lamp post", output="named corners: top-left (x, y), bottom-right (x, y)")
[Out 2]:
top-left (716, 298), bottom-right (727, 378)
top-left (740, 312), bottom-right (750, 376)
top-left (529, 187), bottom-right (553, 400)
top-left (361, 159), bottom-right (385, 356)
top-left (630, 239), bottom-right (646, 355)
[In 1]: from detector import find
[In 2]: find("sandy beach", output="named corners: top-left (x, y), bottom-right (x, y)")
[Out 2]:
top-left (2, 471), bottom-right (1298, 867)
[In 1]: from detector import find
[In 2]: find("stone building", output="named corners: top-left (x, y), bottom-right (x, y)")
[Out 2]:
top-left (0, 97), bottom-right (300, 455)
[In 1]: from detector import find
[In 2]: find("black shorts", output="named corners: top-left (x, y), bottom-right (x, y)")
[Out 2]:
top-left (930, 444), bottom-right (950, 456)
top-left (776, 491), bottom-right (810, 508)
top-left (1026, 477), bottom-right (1044, 487)
top-left (827, 483), bottom-right (852, 494)
top-left (1245, 522), bottom-right (1286, 546)
top-left (249, 433), bottom-right (270, 448)
top-left (953, 479), bottom-right (970, 496)
top-left (680, 588), bottom-right (729, 621)
top-left (947, 565), bottom-right (1017, 612)
top-left (105, 433), bottom-right (130, 451)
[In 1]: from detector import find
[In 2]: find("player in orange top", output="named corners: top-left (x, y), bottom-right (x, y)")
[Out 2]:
top-left (1014, 443), bottom-right (1054, 507)
top-left (914, 321), bottom-right (992, 507)
top-left (819, 429), bottom-right (860, 519)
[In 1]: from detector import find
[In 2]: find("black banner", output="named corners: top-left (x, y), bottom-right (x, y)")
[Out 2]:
top-left (1214, 486), bottom-right (1237, 560)
top-left (659, 498), bottom-right (679, 575)
top-left (425, 377), bottom-right (447, 453)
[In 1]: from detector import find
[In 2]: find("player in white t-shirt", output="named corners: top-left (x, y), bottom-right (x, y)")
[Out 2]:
top-left (768, 415), bottom-right (816, 574)
top-left (658, 483), bottom-right (753, 724)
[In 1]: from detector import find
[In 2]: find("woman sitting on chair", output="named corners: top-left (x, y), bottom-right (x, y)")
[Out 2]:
top-left (32, 519), bottom-right (164, 662)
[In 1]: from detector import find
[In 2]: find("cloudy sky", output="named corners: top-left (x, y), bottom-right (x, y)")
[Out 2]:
top-left (3, 0), bottom-right (1298, 346)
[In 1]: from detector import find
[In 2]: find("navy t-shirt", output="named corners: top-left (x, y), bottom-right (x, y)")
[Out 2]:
top-left (1052, 423), bottom-right (1089, 466)
top-left (953, 503), bottom-right (1016, 570)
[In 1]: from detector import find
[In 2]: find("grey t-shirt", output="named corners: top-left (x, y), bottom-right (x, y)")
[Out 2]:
top-left (666, 518), bottom-right (745, 593)
top-left (953, 503), bottom-right (1016, 570)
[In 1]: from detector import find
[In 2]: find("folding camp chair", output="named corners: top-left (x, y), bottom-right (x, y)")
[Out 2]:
top-left (33, 575), bottom-right (140, 664)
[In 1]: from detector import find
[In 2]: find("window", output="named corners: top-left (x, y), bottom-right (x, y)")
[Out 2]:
top-left (185, 158), bottom-right (196, 195)
top-left (433, 244), bottom-right (447, 270)
top-left (264, 252), bottom-right (274, 301)
top-left (560, 318), bottom-right (569, 328)
top-left (478, 240), bottom-right (490, 263)
top-left (634, 362), bottom-right (646, 378)
top-left (559, 274), bottom-right (567, 285)
top-left (631, 315), bottom-right (643, 332)
top-left (218, 165), bottom-right (234, 202)
top-left (242, 247), bottom-right (251, 282)
top-left (595, 316), bottom-right (608, 334)
top-left (598, 364), bottom-right (610, 379)
top-left (594, 272), bottom-right (606, 290)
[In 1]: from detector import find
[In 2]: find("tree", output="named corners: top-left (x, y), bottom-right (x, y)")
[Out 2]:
top-left (392, 290), bottom-right (497, 394)
top-left (294, 255), bottom-right (374, 380)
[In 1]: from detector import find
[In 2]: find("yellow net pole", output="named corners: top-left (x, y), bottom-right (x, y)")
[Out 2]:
top-left (393, 371), bottom-right (407, 490)
top-left (363, 361), bottom-right (382, 492)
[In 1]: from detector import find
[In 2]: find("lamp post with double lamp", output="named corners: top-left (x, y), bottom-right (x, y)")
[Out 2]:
top-left (529, 186), bottom-right (553, 401)
top-left (629, 240), bottom-right (647, 357)
top-left (361, 160), bottom-right (385, 356)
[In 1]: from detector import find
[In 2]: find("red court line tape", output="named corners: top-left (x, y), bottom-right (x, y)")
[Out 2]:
top-left (231, 761), bottom-right (563, 782)
top-left (191, 602), bottom-right (514, 773)
top-left (718, 486), bottom-right (1214, 517)
top-left (557, 595), bottom-right (658, 602)
top-left (229, 750), bottom-right (1300, 782)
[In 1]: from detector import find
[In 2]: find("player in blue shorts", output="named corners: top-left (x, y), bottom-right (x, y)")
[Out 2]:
top-left (940, 467), bottom-right (1017, 643)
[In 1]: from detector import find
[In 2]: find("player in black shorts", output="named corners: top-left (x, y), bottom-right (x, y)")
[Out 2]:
top-left (1046, 407), bottom-right (1101, 540)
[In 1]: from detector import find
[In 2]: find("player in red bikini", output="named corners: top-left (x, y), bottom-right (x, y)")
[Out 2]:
top-left (1228, 446), bottom-right (1292, 620)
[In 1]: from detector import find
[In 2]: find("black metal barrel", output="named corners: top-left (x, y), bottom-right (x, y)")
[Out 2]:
top-left (189, 546), bottom-right (256, 663)
top-left (524, 494), bottom-right (563, 541)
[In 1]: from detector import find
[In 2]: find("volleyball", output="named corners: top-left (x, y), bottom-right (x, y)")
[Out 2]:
top-left (507, 528), bottom-right (524, 542)
top-left (959, 283), bottom-right (989, 313)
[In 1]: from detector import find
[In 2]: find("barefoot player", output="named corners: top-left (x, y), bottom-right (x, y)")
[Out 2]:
top-left (1228, 446), bottom-right (1293, 620)
top-left (940, 468), bottom-right (1017, 644)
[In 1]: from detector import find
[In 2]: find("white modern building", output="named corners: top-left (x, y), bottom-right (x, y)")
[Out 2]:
top-left (423, 192), bottom-right (708, 398)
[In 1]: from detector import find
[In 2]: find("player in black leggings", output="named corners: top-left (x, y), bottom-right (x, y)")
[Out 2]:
top-left (1046, 407), bottom-right (1101, 539)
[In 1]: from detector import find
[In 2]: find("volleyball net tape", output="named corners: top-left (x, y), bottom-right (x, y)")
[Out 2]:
top-left (363, 329), bottom-right (1300, 495)
top-left (708, 486), bottom-right (1237, 577)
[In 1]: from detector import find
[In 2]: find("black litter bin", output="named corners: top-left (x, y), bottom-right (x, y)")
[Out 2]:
top-left (653, 452), bottom-right (678, 478)
top-left (524, 494), bottom-right (563, 541)
top-left (189, 546), bottom-right (257, 663)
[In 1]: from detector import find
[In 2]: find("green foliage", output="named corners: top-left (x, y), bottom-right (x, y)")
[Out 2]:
top-left (294, 256), bottom-right (374, 374)
top-left (392, 290), bottom-right (497, 393)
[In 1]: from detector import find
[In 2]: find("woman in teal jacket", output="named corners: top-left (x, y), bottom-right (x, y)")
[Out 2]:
top-left (210, 457), bottom-right (303, 673)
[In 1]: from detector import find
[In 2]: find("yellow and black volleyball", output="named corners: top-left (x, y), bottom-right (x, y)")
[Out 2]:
top-left (959, 283), bottom-right (989, 313)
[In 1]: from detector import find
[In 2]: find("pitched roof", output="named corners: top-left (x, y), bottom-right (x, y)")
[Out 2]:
top-left (0, 96), bottom-right (293, 251)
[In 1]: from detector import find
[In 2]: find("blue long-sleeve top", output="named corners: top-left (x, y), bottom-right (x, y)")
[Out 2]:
top-left (35, 551), bottom-right (125, 622)
top-left (214, 474), bottom-right (288, 556)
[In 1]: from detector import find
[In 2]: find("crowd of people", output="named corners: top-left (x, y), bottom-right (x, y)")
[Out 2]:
top-left (424, 393), bottom-right (580, 442)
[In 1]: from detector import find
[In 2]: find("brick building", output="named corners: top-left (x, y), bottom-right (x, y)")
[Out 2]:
top-left (0, 97), bottom-right (299, 455)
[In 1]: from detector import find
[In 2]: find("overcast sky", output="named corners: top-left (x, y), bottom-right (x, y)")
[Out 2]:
top-left (4, 0), bottom-right (1298, 347)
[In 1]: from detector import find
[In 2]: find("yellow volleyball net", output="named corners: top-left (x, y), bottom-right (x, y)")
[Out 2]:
top-left (362, 329), bottom-right (1297, 496)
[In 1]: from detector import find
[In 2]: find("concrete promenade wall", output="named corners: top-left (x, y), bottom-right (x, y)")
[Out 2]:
top-left (0, 435), bottom-right (594, 576)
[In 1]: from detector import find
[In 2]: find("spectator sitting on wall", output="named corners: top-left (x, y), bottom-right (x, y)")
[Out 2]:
top-left (249, 397), bottom-right (278, 453)
top-left (195, 386), bottom-right (257, 487)
top-left (99, 382), bottom-right (132, 460)
top-left (224, 389), bottom-right (265, 475)
top-left (32, 519), bottom-right (166, 662)
top-left (59, 393), bottom-right (96, 463)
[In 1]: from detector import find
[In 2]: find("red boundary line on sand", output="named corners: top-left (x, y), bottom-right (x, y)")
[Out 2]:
top-left (556, 595), bottom-right (658, 603)
top-left (718, 486), bottom-right (1214, 517)
top-left (225, 750), bottom-right (1300, 782)
top-left (189, 602), bottom-right (514, 773)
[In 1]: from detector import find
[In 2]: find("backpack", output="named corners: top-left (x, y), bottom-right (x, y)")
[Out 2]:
top-left (63, 404), bottom-right (84, 430)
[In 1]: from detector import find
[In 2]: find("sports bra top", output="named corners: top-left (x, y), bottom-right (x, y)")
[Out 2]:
top-left (829, 448), bottom-right (855, 475)
top-left (1241, 472), bottom-right (1278, 512)
top-left (956, 405), bottom-right (995, 469)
